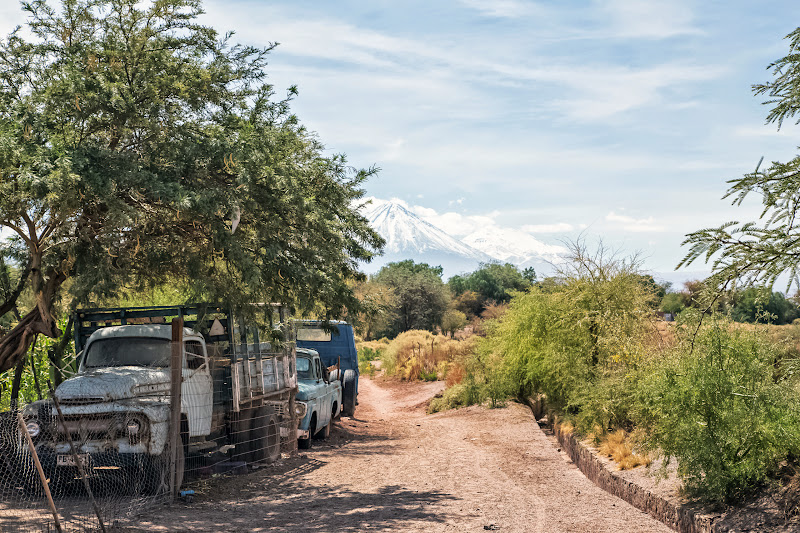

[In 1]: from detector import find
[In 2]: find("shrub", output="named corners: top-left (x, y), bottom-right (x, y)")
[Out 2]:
top-left (379, 330), bottom-right (476, 381)
top-left (427, 377), bottom-right (486, 413)
top-left (598, 430), bottom-right (651, 470)
top-left (635, 316), bottom-right (800, 503)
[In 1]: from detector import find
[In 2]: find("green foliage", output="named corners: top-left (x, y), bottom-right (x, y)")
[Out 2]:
top-left (357, 346), bottom-right (382, 362)
top-left (448, 262), bottom-right (531, 307)
top-left (660, 292), bottom-right (685, 315)
top-left (490, 242), bottom-right (657, 430)
top-left (730, 287), bottom-right (798, 325)
top-left (357, 345), bottom-right (381, 377)
top-left (635, 317), bottom-right (800, 503)
top-left (0, 316), bottom-right (76, 410)
top-left (372, 261), bottom-right (449, 338)
top-left (0, 0), bottom-right (382, 373)
top-left (418, 368), bottom-right (438, 381)
top-left (427, 378), bottom-right (485, 414)
top-left (451, 290), bottom-right (482, 319)
top-left (680, 26), bottom-right (800, 293)
top-left (351, 279), bottom-right (396, 341)
top-left (441, 308), bottom-right (467, 337)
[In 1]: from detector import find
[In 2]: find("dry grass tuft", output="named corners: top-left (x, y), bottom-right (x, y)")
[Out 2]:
top-left (381, 330), bottom-right (476, 381)
top-left (598, 430), bottom-right (651, 470)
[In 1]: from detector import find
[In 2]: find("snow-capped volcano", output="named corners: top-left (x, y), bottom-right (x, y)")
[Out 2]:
top-left (361, 199), bottom-right (492, 276)
top-left (462, 226), bottom-right (566, 268)
top-left (360, 197), bottom-right (567, 278)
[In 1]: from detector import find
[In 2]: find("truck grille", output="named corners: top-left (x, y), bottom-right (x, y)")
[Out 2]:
top-left (57, 396), bottom-right (106, 405)
top-left (54, 414), bottom-right (148, 444)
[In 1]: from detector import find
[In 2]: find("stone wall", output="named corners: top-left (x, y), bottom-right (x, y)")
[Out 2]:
top-left (553, 421), bottom-right (717, 533)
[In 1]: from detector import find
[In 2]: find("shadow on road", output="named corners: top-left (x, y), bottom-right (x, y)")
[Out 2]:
top-left (119, 480), bottom-right (455, 532)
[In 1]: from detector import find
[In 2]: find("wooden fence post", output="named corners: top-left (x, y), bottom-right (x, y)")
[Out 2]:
top-left (169, 317), bottom-right (183, 500)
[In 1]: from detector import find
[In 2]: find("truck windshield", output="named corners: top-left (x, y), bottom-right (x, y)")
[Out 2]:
top-left (296, 357), bottom-right (313, 379)
top-left (84, 337), bottom-right (171, 368)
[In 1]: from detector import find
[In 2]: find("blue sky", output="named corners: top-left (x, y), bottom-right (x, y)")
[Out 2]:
top-left (3, 0), bottom-right (800, 282)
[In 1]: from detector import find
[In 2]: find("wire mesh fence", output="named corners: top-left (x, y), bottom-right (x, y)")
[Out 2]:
top-left (0, 306), bottom-right (299, 532)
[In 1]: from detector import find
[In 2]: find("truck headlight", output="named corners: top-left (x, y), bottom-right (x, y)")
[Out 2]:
top-left (126, 419), bottom-right (141, 436)
top-left (295, 402), bottom-right (308, 418)
top-left (25, 420), bottom-right (41, 438)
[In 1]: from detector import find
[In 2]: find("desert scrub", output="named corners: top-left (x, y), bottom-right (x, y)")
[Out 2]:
top-left (357, 346), bottom-right (382, 377)
top-left (597, 430), bottom-right (651, 470)
top-left (380, 330), bottom-right (476, 381)
top-left (635, 315), bottom-right (800, 503)
top-left (487, 243), bottom-right (661, 432)
top-left (427, 377), bottom-right (485, 414)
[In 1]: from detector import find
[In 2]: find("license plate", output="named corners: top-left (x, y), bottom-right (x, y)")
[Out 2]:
top-left (57, 454), bottom-right (89, 468)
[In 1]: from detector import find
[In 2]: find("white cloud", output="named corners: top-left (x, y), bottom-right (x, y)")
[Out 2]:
top-left (733, 125), bottom-right (794, 138)
top-left (211, 7), bottom-right (723, 124)
top-left (598, 0), bottom-right (702, 40)
top-left (459, 0), bottom-right (539, 19)
top-left (522, 222), bottom-right (577, 233)
top-left (410, 206), bottom-right (498, 237)
top-left (605, 212), bottom-right (666, 233)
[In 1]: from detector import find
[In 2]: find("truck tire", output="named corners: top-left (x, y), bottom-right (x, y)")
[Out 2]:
top-left (248, 407), bottom-right (281, 463)
top-left (315, 419), bottom-right (331, 440)
top-left (342, 369), bottom-right (357, 417)
top-left (298, 415), bottom-right (315, 450)
top-left (232, 407), bottom-right (253, 462)
top-left (265, 414), bottom-right (281, 463)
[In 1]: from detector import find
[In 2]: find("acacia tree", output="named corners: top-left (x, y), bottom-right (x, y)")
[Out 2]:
top-left (681, 27), bottom-right (800, 290)
top-left (0, 0), bottom-right (383, 374)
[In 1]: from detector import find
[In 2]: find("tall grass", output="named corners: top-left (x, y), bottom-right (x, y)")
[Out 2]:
top-left (378, 330), bottom-right (476, 381)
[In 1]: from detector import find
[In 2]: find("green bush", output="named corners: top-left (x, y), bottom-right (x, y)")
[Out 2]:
top-left (427, 377), bottom-right (486, 414)
top-left (635, 317), bottom-right (800, 503)
top-left (488, 243), bottom-right (657, 431)
top-left (419, 368), bottom-right (438, 381)
top-left (358, 346), bottom-right (382, 362)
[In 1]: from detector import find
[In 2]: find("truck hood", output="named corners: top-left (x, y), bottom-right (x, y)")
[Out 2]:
top-left (296, 380), bottom-right (321, 402)
top-left (55, 367), bottom-right (170, 404)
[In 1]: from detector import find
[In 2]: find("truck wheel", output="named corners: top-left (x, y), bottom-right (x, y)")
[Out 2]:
top-left (265, 414), bottom-right (281, 462)
top-left (248, 407), bottom-right (280, 464)
top-left (342, 369), bottom-right (357, 417)
top-left (315, 419), bottom-right (331, 440)
top-left (232, 407), bottom-right (253, 462)
top-left (298, 416), bottom-right (315, 450)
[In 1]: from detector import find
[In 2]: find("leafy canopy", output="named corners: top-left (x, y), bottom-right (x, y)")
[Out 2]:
top-left (0, 0), bottom-right (383, 372)
top-left (371, 260), bottom-right (449, 338)
top-left (680, 27), bottom-right (800, 291)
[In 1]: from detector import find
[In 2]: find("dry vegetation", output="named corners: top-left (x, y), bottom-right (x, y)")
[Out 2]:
top-left (597, 430), bottom-right (652, 471)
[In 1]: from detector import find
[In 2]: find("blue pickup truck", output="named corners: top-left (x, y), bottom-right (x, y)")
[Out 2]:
top-left (296, 321), bottom-right (359, 417)
top-left (295, 348), bottom-right (342, 449)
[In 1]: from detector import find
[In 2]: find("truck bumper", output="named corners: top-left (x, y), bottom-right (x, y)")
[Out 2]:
top-left (36, 449), bottom-right (156, 478)
top-left (297, 429), bottom-right (309, 439)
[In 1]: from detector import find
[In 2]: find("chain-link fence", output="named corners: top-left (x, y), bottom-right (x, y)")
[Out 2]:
top-left (0, 306), bottom-right (299, 532)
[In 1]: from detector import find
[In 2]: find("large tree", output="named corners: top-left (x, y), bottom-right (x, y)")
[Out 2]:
top-left (372, 260), bottom-right (450, 338)
top-left (0, 0), bottom-right (383, 374)
top-left (448, 262), bottom-right (532, 311)
top-left (681, 27), bottom-right (800, 291)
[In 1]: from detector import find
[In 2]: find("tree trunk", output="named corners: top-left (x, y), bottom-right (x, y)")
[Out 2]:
top-left (0, 270), bottom-right (66, 374)
top-left (9, 354), bottom-right (26, 412)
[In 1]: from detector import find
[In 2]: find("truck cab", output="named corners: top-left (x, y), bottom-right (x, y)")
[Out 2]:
top-left (295, 348), bottom-right (341, 449)
top-left (296, 321), bottom-right (359, 416)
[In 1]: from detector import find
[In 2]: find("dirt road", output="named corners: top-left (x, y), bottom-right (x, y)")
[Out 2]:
top-left (129, 377), bottom-right (672, 532)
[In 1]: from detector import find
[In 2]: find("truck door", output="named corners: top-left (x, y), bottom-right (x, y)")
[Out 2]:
top-left (314, 356), bottom-right (331, 427)
top-left (182, 340), bottom-right (213, 437)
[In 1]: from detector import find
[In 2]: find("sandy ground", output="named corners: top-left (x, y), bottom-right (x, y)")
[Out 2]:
top-left (121, 377), bottom-right (673, 532)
